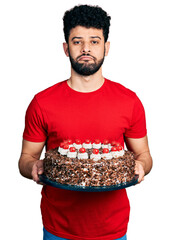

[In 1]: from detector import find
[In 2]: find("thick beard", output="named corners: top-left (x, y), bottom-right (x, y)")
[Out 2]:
top-left (68, 51), bottom-right (105, 76)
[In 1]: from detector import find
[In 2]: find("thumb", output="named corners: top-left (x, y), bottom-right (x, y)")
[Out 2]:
top-left (37, 160), bottom-right (44, 174)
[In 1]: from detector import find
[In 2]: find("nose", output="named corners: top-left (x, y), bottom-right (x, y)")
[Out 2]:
top-left (81, 42), bottom-right (90, 54)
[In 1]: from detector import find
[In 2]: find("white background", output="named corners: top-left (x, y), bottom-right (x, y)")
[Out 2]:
top-left (0, 0), bottom-right (171, 239)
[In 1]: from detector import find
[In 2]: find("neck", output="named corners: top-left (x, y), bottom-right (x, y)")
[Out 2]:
top-left (67, 68), bottom-right (104, 93)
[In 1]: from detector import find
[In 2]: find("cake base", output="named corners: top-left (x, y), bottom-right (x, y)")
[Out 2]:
top-left (39, 174), bottom-right (138, 192)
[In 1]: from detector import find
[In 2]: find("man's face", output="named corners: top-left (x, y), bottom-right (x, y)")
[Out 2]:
top-left (63, 26), bottom-right (110, 76)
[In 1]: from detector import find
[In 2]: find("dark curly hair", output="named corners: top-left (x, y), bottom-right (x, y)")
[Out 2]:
top-left (63, 5), bottom-right (111, 43)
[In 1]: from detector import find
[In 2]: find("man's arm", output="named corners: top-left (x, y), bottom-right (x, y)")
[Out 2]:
top-left (18, 140), bottom-right (45, 183)
top-left (125, 136), bottom-right (153, 183)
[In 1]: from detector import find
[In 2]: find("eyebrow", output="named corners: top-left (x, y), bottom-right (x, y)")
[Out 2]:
top-left (71, 36), bottom-right (102, 41)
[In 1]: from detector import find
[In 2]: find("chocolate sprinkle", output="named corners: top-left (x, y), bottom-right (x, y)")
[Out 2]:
top-left (43, 148), bottom-right (135, 187)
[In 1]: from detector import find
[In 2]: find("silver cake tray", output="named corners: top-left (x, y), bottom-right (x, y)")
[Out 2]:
top-left (39, 174), bottom-right (139, 192)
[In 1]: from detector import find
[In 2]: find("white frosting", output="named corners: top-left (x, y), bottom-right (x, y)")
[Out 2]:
top-left (73, 143), bottom-right (82, 149)
top-left (111, 150), bottom-right (125, 158)
top-left (101, 153), bottom-right (113, 160)
top-left (67, 151), bottom-right (77, 158)
top-left (59, 144), bottom-right (73, 154)
top-left (102, 144), bottom-right (109, 149)
top-left (82, 143), bottom-right (92, 149)
top-left (111, 151), bottom-right (120, 158)
top-left (58, 147), bottom-right (62, 154)
top-left (60, 148), bottom-right (69, 155)
top-left (68, 144), bottom-right (74, 148)
top-left (78, 152), bottom-right (88, 160)
top-left (92, 143), bottom-right (101, 149)
top-left (118, 149), bottom-right (125, 157)
top-left (90, 153), bottom-right (101, 161)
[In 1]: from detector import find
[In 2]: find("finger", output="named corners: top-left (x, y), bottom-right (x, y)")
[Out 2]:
top-left (135, 167), bottom-right (140, 176)
top-left (36, 181), bottom-right (46, 186)
top-left (138, 172), bottom-right (145, 183)
top-left (134, 167), bottom-right (142, 183)
top-left (32, 163), bottom-right (39, 182)
top-left (37, 160), bottom-right (44, 175)
top-left (38, 168), bottom-right (44, 175)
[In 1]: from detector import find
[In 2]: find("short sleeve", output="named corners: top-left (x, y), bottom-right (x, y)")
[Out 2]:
top-left (23, 96), bottom-right (47, 142)
top-left (125, 95), bottom-right (147, 138)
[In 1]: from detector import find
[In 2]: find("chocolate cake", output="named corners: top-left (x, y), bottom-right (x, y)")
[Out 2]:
top-left (43, 139), bottom-right (136, 187)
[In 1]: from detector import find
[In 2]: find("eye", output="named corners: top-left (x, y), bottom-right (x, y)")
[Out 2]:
top-left (73, 41), bottom-right (81, 45)
top-left (91, 40), bottom-right (99, 45)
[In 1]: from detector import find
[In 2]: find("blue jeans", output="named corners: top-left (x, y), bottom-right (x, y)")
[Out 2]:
top-left (43, 227), bottom-right (127, 240)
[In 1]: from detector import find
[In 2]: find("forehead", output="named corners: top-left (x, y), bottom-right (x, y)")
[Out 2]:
top-left (69, 26), bottom-right (104, 40)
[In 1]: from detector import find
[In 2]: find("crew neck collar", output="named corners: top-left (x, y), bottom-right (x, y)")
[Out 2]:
top-left (65, 78), bottom-right (107, 95)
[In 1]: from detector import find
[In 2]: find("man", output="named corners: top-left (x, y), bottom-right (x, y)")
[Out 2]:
top-left (19, 5), bottom-right (152, 240)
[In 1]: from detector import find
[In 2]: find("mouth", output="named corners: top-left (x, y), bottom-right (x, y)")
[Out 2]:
top-left (77, 55), bottom-right (95, 62)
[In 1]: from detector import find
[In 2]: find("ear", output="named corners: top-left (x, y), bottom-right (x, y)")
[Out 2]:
top-left (63, 42), bottom-right (69, 57)
top-left (104, 41), bottom-right (110, 56)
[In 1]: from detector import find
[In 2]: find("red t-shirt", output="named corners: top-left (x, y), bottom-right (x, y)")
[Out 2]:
top-left (23, 79), bottom-right (147, 240)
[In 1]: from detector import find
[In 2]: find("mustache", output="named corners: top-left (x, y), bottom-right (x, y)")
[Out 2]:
top-left (76, 54), bottom-right (96, 61)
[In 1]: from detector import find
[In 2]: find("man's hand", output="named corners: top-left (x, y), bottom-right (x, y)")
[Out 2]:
top-left (135, 160), bottom-right (145, 183)
top-left (32, 160), bottom-right (44, 184)
top-left (125, 136), bottom-right (153, 184)
top-left (18, 140), bottom-right (45, 184)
